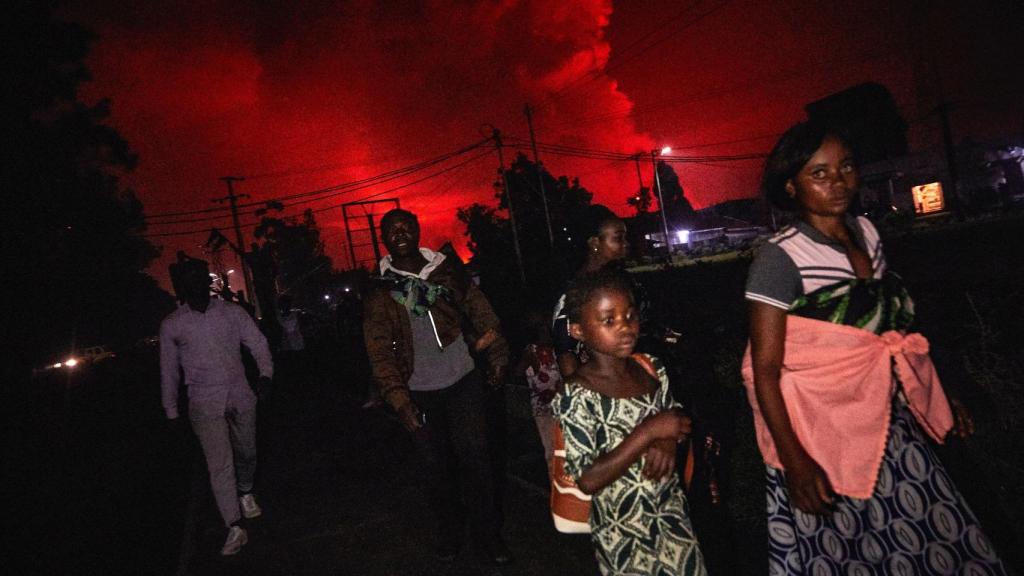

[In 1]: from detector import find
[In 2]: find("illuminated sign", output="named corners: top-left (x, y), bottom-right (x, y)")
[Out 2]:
top-left (912, 182), bottom-right (945, 214)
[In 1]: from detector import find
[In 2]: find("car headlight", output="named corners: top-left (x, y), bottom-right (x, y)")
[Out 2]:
top-left (64, 358), bottom-right (79, 367)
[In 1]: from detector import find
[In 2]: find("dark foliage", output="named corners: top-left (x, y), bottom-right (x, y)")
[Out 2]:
top-left (459, 154), bottom-right (596, 343)
top-left (4, 4), bottom-right (173, 385)
top-left (656, 159), bottom-right (695, 224)
top-left (251, 207), bottom-right (334, 313)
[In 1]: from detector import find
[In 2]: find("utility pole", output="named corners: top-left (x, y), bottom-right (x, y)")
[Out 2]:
top-left (631, 153), bottom-right (649, 213)
top-left (492, 128), bottom-right (527, 285)
top-left (523, 104), bottom-right (554, 247)
top-left (215, 176), bottom-right (260, 317)
top-left (650, 152), bottom-right (672, 258)
top-left (633, 154), bottom-right (645, 193)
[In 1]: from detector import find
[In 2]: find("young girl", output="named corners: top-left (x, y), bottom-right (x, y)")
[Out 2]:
top-left (553, 268), bottom-right (707, 576)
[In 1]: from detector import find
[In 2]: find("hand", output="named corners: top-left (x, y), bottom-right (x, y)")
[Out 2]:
top-left (258, 376), bottom-right (273, 399)
top-left (485, 365), bottom-right (507, 389)
top-left (397, 403), bottom-right (424, 433)
top-left (949, 397), bottom-right (975, 438)
top-left (784, 452), bottom-right (834, 515)
top-left (642, 438), bottom-right (677, 481)
top-left (473, 329), bottom-right (499, 352)
top-left (167, 415), bottom-right (188, 436)
top-left (641, 409), bottom-right (691, 443)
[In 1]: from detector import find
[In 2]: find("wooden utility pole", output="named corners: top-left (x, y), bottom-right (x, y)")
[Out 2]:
top-left (523, 104), bottom-right (554, 247)
top-left (215, 176), bottom-right (260, 317)
top-left (651, 153), bottom-right (672, 257)
top-left (492, 128), bottom-right (527, 285)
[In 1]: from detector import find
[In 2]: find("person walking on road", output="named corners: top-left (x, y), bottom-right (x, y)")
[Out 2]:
top-left (160, 258), bottom-right (274, 556)
top-left (362, 208), bottom-right (512, 565)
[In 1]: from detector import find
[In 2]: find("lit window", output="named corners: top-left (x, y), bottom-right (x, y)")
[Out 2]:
top-left (912, 182), bottom-right (945, 214)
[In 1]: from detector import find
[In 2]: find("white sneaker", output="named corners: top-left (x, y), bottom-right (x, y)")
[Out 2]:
top-left (240, 493), bottom-right (262, 519)
top-left (221, 525), bottom-right (248, 556)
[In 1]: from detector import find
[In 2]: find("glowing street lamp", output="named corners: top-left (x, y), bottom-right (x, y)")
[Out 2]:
top-left (651, 146), bottom-right (672, 257)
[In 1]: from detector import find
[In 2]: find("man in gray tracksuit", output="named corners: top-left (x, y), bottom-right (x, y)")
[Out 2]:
top-left (160, 258), bottom-right (273, 556)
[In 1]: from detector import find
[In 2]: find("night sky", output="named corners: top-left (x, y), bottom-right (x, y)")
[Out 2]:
top-left (64, 0), bottom-right (1022, 288)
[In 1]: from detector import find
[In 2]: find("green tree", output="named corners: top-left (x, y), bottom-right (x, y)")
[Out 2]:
top-left (4, 5), bottom-right (172, 383)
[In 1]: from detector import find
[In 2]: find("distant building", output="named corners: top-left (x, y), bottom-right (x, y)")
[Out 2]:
top-left (644, 210), bottom-right (766, 251)
top-left (859, 144), bottom-right (1024, 217)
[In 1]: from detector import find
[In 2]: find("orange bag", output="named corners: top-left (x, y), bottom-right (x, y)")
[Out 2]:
top-left (550, 420), bottom-right (592, 533)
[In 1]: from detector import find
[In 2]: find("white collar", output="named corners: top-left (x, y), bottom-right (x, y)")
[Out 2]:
top-left (379, 247), bottom-right (446, 280)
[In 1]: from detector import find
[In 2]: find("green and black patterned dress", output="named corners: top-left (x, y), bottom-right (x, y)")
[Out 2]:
top-left (553, 354), bottom-right (707, 576)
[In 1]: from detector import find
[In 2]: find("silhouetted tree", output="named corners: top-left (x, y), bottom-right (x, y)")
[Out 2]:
top-left (459, 154), bottom-right (594, 331)
top-left (628, 185), bottom-right (653, 214)
top-left (656, 160), bottom-right (694, 225)
top-left (252, 206), bottom-right (334, 312)
top-left (4, 5), bottom-right (172, 383)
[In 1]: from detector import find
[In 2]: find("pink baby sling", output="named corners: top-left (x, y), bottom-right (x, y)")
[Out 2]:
top-left (741, 315), bottom-right (954, 498)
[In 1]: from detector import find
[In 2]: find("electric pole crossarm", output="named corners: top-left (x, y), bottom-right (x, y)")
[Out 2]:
top-left (215, 176), bottom-right (261, 317)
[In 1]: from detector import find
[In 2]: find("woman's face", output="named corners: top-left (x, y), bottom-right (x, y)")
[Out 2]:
top-left (589, 219), bottom-right (629, 264)
top-left (786, 136), bottom-right (857, 218)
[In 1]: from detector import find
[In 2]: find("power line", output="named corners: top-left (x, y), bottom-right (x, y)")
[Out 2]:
top-left (503, 136), bottom-right (768, 163)
top-left (305, 149), bottom-right (492, 215)
top-left (143, 139), bottom-right (490, 221)
top-left (138, 150), bottom-right (492, 239)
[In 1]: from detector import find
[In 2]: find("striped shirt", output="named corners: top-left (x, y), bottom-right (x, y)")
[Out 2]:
top-left (745, 216), bottom-right (885, 311)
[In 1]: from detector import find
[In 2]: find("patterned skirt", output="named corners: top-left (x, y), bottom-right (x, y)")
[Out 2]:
top-left (765, 399), bottom-right (1008, 576)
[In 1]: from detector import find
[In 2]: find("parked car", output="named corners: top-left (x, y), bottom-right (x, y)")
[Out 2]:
top-left (36, 345), bottom-right (115, 374)
top-left (79, 345), bottom-right (115, 363)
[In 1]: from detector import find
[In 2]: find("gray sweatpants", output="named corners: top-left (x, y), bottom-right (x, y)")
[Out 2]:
top-left (189, 404), bottom-right (257, 527)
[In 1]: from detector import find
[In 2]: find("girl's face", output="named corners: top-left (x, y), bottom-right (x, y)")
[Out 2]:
top-left (588, 219), bottom-right (629, 264)
top-left (786, 136), bottom-right (857, 218)
top-left (570, 287), bottom-right (639, 359)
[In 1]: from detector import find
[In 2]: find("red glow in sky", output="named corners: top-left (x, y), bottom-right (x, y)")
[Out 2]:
top-left (66, 0), bottom-right (1022, 289)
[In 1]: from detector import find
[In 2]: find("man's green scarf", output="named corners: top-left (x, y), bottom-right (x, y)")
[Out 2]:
top-left (383, 271), bottom-right (453, 317)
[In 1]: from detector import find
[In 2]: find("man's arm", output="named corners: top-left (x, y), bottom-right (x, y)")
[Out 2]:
top-left (363, 294), bottom-right (412, 411)
top-left (159, 320), bottom-right (182, 419)
top-left (462, 282), bottom-right (508, 376)
top-left (236, 307), bottom-right (274, 379)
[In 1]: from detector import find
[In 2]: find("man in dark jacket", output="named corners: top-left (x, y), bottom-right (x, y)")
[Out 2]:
top-left (363, 208), bottom-right (511, 565)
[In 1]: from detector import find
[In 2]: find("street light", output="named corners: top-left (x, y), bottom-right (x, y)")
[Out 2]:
top-left (651, 146), bottom-right (672, 257)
